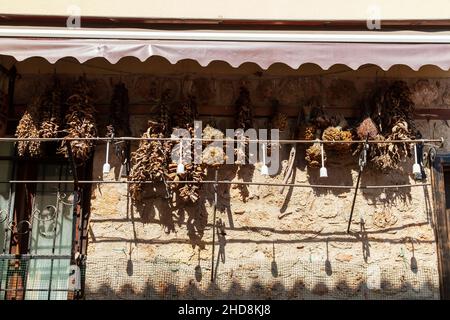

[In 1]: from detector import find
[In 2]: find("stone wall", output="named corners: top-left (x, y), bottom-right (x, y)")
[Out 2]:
top-left (5, 64), bottom-right (446, 298)
top-left (73, 73), bottom-right (447, 299)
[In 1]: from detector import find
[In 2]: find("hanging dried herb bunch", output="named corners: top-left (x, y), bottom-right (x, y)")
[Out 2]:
top-left (58, 77), bottom-right (97, 161)
top-left (39, 81), bottom-right (63, 139)
top-left (305, 142), bottom-right (326, 168)
top-left (369, 121), bottom-right (413, 171)
top-left (0, 90), bottom-right (7, 137)
top-left (15, 96), bottom-right (42, 157)
top-left (129, 120), bottom-right (168, 200)
top-left (235, 87), bottom-right (253, 130)
top-left (110, 81), bottom-right (130, 136)
top-left (165, 93), bottom-right (200, 197)
top-left (157, 89), bottom-right (173, 137)
top-left (309, 105), bottom-right (331, 130)
top-left (366, 81), bottom-right (416, 171)
top-left (172, 124), bottom-right (206, 203)
top-left (173, 95), bottom-right (198, 129)
top-left (270, 99), bottom-right (288, 131)
top-left (378, 81), bottom-right (415, 132)
top-left (178, 162), bottom-right (206, 203)
top-left (298, 124), bottom-right (317, 140)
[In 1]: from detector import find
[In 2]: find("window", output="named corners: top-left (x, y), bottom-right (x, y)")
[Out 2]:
top-left (0, 142), bottom-right (86, 300)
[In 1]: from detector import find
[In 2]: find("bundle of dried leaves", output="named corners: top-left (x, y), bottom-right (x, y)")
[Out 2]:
top-left (173, 95), bottom-right (197, 129)
top-left (373, 80), bottom-right (415, 134)
top-left (369, 121), bottom-right (413, 171)
top-left (15, 96), bottom-right (42, 157)
top-left (235, 87), bottom-right (253, 130)
top-left (166, 122), bottom-right (206, 203)
top-left (129, 121), bottom-right (169, 200)
top-left (270, 98), bottom-right (288, 131)
top-left (39, 82), bottom-right (63, 139)
top-left (58, 78), bottom-right (97, 161)
top-left (158, 89), bottom-right (172, 137)
top-left (309, 105), bottom-right (331, 130)
top-left (110, 81), bottom-right (130, 136)
top-left (178, 163), bottom-right (206, 203)
top-left (365, 81), bottom-right (416, 171)
top-left (0, 91), bottom-right (6, 137)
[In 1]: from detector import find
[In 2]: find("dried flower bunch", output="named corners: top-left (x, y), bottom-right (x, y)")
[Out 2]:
top-left (202, 125), bottom-right (227, 167)
top-left (15, 96), bottom-right (42, 157)
top-left (322, 126), bottom-right (353, 154)
top-left (356, 117), bottom-right (379, 140)
top-left (58, 77), bottom-right (97, 161)
top-left (305, 142), bottom-right (326, 168)
top-left (129, 120), bottom-right (168, 200)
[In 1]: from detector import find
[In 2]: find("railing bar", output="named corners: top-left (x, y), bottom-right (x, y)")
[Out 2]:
top-left (0, 255), bottom-right (71, 260)
top-left (0, 137), bottom-right (444, 145)
top-left (0, 288), bottom-right (73, 292)
top-left (5, 180), bottom-right (431, 189)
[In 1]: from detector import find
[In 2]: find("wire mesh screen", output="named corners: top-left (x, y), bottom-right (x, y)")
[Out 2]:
top-left (0, 257), bottom-right (82, 300)
top-left (85, 257), bottom-right (439, 300)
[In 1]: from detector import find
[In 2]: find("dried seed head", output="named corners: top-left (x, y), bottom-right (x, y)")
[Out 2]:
top-left (305, 143), bottom-right (325, 168)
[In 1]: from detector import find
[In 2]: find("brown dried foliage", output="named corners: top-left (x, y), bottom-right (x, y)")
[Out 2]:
top-left (15, 96), bottom-right (42, 157)
top-left (58, 78), bottom-right (97, 161)
top-left (129, 121), bottom-right (170, 200)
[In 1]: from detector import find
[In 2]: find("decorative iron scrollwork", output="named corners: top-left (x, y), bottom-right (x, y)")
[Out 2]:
top-left (8, 220), bottom-right (31, 235)
top-left (37, 219), bottom-right (60, 238)
top-left (0, 209), bottom-right (7, 223)
top-left (58, 191), bottom-right (79, 206)
top-left (32, 205), bottom-right (57, 222)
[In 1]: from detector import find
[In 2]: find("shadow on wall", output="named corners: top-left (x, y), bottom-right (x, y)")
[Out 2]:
top-left (83, 256), bottom-right (439, 300)
top-left (123, 163), bottom-right (259, 249)
top-left (85, 275), bottom-right (438, 300)
top-left (360, 158), bottom-right (414, 206)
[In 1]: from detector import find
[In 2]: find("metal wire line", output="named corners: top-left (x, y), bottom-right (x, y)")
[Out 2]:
top-left (0, 136), bottom-right (444, 144)
top-left (5, 180), bottom-right (430, 190)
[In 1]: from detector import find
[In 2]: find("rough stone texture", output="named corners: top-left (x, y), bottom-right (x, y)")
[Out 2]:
top-left (12, 72), bottom-right (442, 299)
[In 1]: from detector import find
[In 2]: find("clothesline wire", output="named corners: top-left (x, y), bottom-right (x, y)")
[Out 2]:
top-left (0, 136), bottom-right (444, 145)
top-left (5, 180), bottom-right (430, 190)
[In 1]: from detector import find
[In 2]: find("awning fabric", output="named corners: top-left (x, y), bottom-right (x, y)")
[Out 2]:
top-left (1, 37), bottom-right (450, 70)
